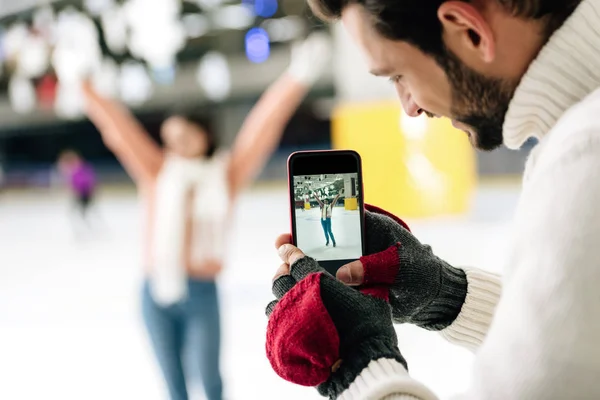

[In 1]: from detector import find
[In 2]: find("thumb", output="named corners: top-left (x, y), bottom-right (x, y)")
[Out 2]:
top-left (278, 244), bottom-right (306, 266)
top-left (336, 260), bottom-right (365, 286)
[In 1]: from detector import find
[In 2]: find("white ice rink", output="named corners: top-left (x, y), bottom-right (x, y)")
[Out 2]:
top-left (295, 206), bottom-right (362, 261)
top-left (0, 184), bottom-right (518, 400)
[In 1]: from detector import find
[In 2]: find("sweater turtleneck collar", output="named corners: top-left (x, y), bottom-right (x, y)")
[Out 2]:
top-left (503, 0), bottom-right (600, 149)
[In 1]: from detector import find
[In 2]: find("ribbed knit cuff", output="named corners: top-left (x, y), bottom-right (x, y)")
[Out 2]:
top-left (440, 266), bottom-right (502, 352)
top-left (410, 263), bottom-right (468, 331)
top-left (318, 339), bottom-right (406, 399)
top-left (338, 358), bottom-right (438, 400)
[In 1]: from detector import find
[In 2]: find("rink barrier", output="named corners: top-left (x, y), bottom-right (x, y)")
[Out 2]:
top-left (344, 197), bottom-right (358, 211)
top-left (332, 101), bottom-right (476, 218)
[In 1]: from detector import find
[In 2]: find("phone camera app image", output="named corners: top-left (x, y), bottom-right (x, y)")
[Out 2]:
top-left (293, 173), bottom-right (362, 261)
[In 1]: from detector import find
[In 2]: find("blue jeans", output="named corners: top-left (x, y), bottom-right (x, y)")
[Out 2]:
top-left (142, 279), bottom-right (223, 400)
top-left (321, 218), bottom-right (336, 245)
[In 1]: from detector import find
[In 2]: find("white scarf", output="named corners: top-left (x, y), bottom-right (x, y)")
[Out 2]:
top-left (321, 204), bottom-right (332, 220)
top-left (150, 152), bottom-right (230, 306)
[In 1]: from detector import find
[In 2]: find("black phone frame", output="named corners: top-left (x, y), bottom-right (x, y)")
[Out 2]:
top-left (287, 150), bottom-right (366, 276)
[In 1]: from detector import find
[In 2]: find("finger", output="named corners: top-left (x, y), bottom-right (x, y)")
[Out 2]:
top-left (275, 233), bottom-right (292, 249)
top-left (288, 256), bottom-right (326, 282)
top-left (272, 262), bottom-right (291, 282)
top-left (265, 300), bottom-right (278, 317)
top-left (336, 260), bottom-right (364, 286)
top-left (272, 275), bottom-right (296, 299)
top-left (278, 243), bottom-right (305, 266)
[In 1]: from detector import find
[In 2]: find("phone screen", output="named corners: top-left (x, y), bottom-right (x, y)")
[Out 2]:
top-left (288, 150), bottom-right (365, 275)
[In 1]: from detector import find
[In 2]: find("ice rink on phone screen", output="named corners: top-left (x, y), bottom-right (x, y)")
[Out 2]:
top-left (294, 205), bottom-right (362, 261)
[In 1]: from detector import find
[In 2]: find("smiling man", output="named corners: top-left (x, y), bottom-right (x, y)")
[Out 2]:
top-left (264, 0), bottom-right (600, 399)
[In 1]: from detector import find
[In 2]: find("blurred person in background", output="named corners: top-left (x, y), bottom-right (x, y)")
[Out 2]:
top-left (57, 149), bottom-right (98, 234)
top-left (265, 0), bottom-right (600, 399)
top-left (81, 33), bottom-right (330, 400)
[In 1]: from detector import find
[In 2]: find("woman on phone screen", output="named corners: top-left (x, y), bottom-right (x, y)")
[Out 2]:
top-left (313, 188), bottom-right (343, 248)
top-left (81, 34), bottom-right (330, 400)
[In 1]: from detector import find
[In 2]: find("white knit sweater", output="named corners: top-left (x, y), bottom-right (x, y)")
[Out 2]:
top-left (340, 0), bottom-right (600, 398)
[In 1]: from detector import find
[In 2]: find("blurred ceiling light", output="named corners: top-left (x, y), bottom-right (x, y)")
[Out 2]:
top-left (55, 6), bottom-right (84, 28)
top-left (125, 0), bottom-right (185, 69)
top-left (124, 0), bottom-right (180, 25)
top-left (101, 5), bottom-right (127, 54)
top-left (281, 0), bottom-right (306, 15)
top-left (194, 0), bottom-right (224, 11)
top-left (260, 16), bottom-right (303, 42)
top-left (196, 51), bottom-right (231, 101)
top-left (92, 57), bottom-right (119, 98)
top-left (213, 5), bottom-right (255, 30)
top-left (3, 24), bottom-right (29, 61)
top-left (256, 0), bottom-right (278, 17)
top-left (119, 62), bottom-right (153, 106)
top-left (245, 27), bottom-right (270, 63)
top-left (8, 75), bottom-right (36, 114)
top-left (54, 82), bottom-right (85, 120)
top-left (17, 33), bottom-right (50, 78)
top-left (32, 7), bottom-right (55, 40)
top-left (84, 0), bottom-right (115, 16)
top-left (52, 11), bottom-right (102, 85)
top-left (55, 10), bottom-right (100, 47)
top-left (182, 13), bottom-right (210, 38)
top-left (243, 0), bottom-right (278, 18)
top-left (128, 19), bottom-right (186, 69)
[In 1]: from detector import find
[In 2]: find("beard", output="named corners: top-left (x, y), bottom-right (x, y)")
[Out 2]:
top-left (434, 48), bottom-right (520, 151)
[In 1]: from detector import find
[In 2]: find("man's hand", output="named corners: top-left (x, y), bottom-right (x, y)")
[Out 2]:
top-left (266, 246), bottom-right (406, 399)
top-left (275, 234), bottom-right (304, 269)
top-left (287, 32), bottom-right (331, 86)
top-left (276, 205), bottom-right (469, 331)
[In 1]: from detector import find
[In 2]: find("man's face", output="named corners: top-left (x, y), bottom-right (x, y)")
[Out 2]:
top-left (341, 4), bottom-right (520, 151)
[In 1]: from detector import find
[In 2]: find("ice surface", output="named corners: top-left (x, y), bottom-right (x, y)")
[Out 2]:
top-left (0, 185), bottom-right (518, 399)
top-left (295, 207), bottom-right (362, 261)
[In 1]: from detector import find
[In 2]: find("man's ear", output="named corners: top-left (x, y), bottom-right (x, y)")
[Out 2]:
top-left (438, 1), bottom-right (495, 63)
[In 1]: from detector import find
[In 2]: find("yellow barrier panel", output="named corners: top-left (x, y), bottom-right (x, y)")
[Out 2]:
top-left (332, 101), bottom-right (476, 218)
top-left (344, 197), bottom-right (358, 211)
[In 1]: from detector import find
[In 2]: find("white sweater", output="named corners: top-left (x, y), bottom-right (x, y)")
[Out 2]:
top-left (341, 0), bottom-right (600, 398)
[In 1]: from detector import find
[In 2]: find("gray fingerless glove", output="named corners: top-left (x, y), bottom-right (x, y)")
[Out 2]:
top-left (354, 206), bottom-right (468, 331)
top-left (266, 256), bottom-right (406, 399)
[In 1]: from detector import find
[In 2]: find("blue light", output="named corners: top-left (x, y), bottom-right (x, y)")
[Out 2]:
top-left (241, 0), bottom-right (278, 18)
top-left (255, 0), bottom-right (278, 17)
top-left (245, 27), bottom-right (270, 64)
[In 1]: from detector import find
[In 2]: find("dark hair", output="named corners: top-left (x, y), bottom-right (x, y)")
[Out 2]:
top-left (58, 149), bottom-right (81, 161)
top-left (307, 0), bottom-right (581, 58)
top-left (165, 109), bottom-right (219, 158)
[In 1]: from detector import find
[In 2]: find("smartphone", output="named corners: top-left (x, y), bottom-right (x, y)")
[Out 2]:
top-left (287, 150), bottom-right (366, 276)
